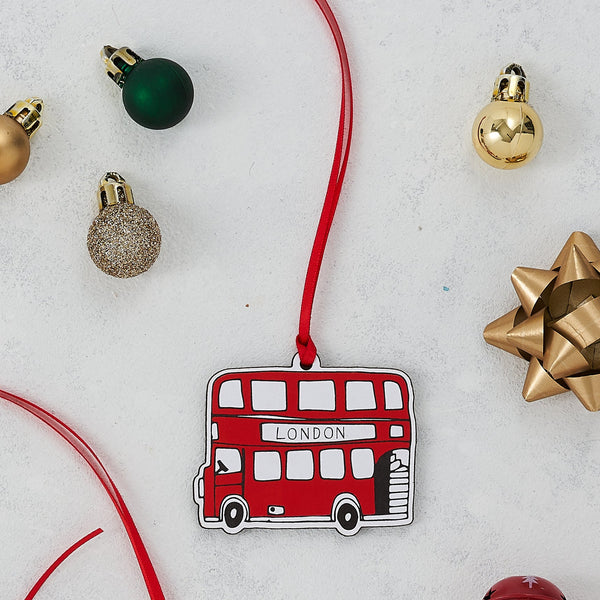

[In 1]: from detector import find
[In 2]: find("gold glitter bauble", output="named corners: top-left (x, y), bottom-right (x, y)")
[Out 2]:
top-left (87, 203), bottom-right (161, 278)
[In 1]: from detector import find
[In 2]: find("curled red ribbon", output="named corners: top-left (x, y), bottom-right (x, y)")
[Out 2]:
top-left (296, 0), bottom-right (354, 368)
top-left (24, 528), bottom-right (103, 600)
top-left (0, 389), bottom-right (165, 600)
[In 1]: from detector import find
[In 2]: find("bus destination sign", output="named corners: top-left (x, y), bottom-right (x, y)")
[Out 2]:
top-left (261, 423), bottom-right (376, 444)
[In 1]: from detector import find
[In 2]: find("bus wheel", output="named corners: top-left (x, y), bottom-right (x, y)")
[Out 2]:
top-left (334, 500), bottom-right (361, 536)
top-left (221, 497), bottom-right (248, 534)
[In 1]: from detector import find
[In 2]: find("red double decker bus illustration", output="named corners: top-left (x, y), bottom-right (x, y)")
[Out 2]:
top-left (193, 356), bottom-right (415, 535)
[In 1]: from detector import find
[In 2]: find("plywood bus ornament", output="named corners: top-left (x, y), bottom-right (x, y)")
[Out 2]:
top-left (193, 0), bottom-right (416, 536)
top-left (193, 355), bottom-right (415, 535)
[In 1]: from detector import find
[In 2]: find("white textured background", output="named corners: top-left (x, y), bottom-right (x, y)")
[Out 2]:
top-left (0, 1), bottom-right (598, 598)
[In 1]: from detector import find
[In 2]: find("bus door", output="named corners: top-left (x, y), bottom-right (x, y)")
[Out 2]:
top-left (374, 449), bottom-right (410, 517)
top-left (213, 447), bottom-right (244, 512)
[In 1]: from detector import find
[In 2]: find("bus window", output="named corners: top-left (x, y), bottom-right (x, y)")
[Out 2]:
top-left (286, 450), bottom-right (314, 480)
top-left (390, 425), bottom-right (404, 438)
top-left (214, 448), bottom-right (242, 474)
top-left (251, 380), bottom-right (287, 411)
top-left (218, 379), bottom-right (244, 409)
top-left (254, 451), bottom-right (282, 481)
top-left (345, 381), bottom-right (376, 411)
top-left (298, 380), bottom-right (335, 411)
top-left (351, 448), bottom-right (374, 479)
top-left (384, 380), bottom-right (404, 410)
top-left (319, 449), bottom-right (345, 479)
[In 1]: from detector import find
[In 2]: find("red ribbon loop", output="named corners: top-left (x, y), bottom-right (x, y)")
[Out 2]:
top-left (296, 334), bottom-right (317, 368)
top-left (296, 0), bottom-right (353, 368)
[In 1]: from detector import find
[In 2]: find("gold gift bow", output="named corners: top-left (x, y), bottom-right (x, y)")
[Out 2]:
top-left (484, 231), bottom-right (600, 411)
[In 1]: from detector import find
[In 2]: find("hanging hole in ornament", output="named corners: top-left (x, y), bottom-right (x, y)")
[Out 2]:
top-left (117, 186), bottom-right (126, 202)
top-left (124, 47), bottom-right (141, 62)
top-left (99, 190), bottom-right (108, 205)
top-left (505, 63), bottom-right (524, 77)
top-left (292, 353), bottom-right (321, 371)
top-left (29, 121), bottom-right (40, 135)
top-left (499, 78), bottom-right (509, 92)
top-left (113, 55), bottom-right (127, 71)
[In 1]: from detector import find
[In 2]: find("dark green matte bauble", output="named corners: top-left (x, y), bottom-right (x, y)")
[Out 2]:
top-left (122, 58), bottom-right (194, 130)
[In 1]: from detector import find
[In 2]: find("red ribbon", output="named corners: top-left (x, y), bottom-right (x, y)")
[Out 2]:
top-left (296, 0), bottom-right (354, 369)
top-left (0, 389), bottom-right (166, 600)
top-left (24, 528), bottom-right (103, 600)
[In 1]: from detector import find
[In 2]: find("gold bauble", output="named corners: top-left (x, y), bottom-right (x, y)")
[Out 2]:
top-left (0, 114), bottom-right (31, 184)
top-left (87, 173), bottom-right (161, 278)
top-left (0, 98), bottom-right (43, 184)
top-left (472, 64), bottom-right (542, 170)
top-left (472, 101), bottom-right (542, 169)
top-left (88, 204), bottom-right (161, 278)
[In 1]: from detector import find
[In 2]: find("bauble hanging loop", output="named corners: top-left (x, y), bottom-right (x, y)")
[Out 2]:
top-left (0, 98), bottom-right (43, 184)
top-left (102, 45), bottom-right (194, 130)
top-left (472, 63), bottom-right (543, 169)
top-left (87, 172), bottom-right (161, 278)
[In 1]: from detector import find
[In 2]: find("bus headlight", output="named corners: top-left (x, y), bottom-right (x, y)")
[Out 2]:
top-left (196, 476), bottom-right (204, 499)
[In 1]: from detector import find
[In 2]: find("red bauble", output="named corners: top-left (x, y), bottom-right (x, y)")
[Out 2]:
top-left (483, 577), bottom-right (566, 600)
